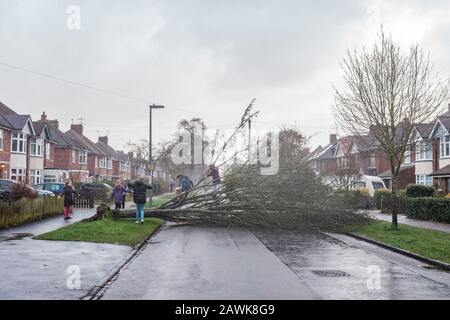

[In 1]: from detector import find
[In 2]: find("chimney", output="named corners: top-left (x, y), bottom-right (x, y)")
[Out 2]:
top-left (40, 112), bottom-right (47, 122)
top-left (48, 119), bottom-right (59, 129)
top-left (71, 124), bottom-right (83, 135)
top-left (128, 152), bottom-right (134, 159)
top-left (329, 134), bottom-right (337, 145)
top-left (98, 136), bottom-right (108, 145)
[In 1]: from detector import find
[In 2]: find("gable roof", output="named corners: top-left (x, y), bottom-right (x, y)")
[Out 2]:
top-left (414, 123), bottom-right (434, 140)
top-left (116, 151), bottom-right (130, 163)
top-left (1, 114), bottom-right (35, 134)
top-left (0, 101), bottom-right (18, 115)
top-left (313, 142), bottom-right (336, 160)
top-left (64, 129), bottom-right (105, 155)
top-left (95, 140), bottom-right (119, 160)
top-left (32, 121), bottom-right (52, 140)
top-left (44, 123), bottom-right (73, 147)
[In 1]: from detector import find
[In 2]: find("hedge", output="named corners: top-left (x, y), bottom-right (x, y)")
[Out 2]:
top-left (406, 184), bottom-right (435, 198)
top-left (406, 197), bottom-right (450, 223)
top-left (335, 188), bottom-right (374, 210)
top-left (373, 189), bottom-right (391, 209)
top-left (0, 196), bottom-right (64, 229)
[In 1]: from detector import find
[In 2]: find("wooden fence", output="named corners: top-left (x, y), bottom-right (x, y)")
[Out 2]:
top-left (380, 195), bottom-right (407, 214)
top-left (0, 196), bottom-right (64, 229)
top-left (74, 192), bottom-right (95, 208)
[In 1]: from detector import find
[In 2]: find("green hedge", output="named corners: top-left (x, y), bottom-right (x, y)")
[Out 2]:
top-left (335, 189), bottom-right (374, 210)
top-left (406, 197), bottom-right (450, 223)
top-left (406, 184), bottom-right (435, 198)
top-left (0, 196), bottom-right (64, 229)
top-left (373, 189), bottom-right (391, 209)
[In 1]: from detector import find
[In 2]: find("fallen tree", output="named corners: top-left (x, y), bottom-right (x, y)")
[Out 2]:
top-left (113, 100), bottom-right (370, 232)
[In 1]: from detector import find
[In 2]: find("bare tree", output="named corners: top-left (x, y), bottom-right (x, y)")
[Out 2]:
top-left (333, 28), bottom-right (448, 227)
top-left (326, 167), bottom-right (362, 191)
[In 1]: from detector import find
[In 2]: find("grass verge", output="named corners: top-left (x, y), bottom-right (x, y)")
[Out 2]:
top-left (353, 221), bottom-right (450, 264)
top-left (145, 193), bottom-right (175, 208)
top-left (33, 218), bottom-right (163, 246)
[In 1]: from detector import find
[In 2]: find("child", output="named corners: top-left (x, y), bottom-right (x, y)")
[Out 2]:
top-left (63, 180), bottom-right (78, 220)
top-left (127, 179), bottom-right (152, 224)
top-left (112, 180), bottom-right (127, 210)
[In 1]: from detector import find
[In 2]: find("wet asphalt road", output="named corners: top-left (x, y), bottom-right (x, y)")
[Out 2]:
top-left (101, 225), bottom-right (450, 300)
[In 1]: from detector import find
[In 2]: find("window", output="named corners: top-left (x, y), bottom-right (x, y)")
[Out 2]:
top-left (30, 170), bottom-right (43, 185)
top-left (72, 150), bottom-right (76, 163)
top-left (369, 154), bottom-right (376, 168)
top-left (416, 175), bottom-right (433, 186)
top-left (441, 136), bottom-right (450, 158)
top-left (12, 133), bottom-right (27, 153)
top-left (11, 168), bottom-right (25, 181)
top-left (416, 141), bottom-right (432, 161)
top-left (45, 143), bottom-right (51, 160)
top-left (403, 149), bottom-right (411, 164)
top-left (0, 129), bottom-right (3, 150)
top-left (79, 151), bottom-right (87, 164)
top-left (30, 138), bottom-right (44, 156)
top-left (107, 158), bottom-right (112, 169)
top-left (99, 157), bottom-right (107, 168)
top-left (44, 175), bottom-right (57, 183)
top-left (372, 182), bottom-right (385, 191)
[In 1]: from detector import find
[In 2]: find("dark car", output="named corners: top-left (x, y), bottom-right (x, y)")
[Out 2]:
top-left (77, 182), bottom-right (112, 201)
top-left (0, 179), bottom-right (14, 201)
top-left (33, 183), bottom-right (65, 196)
top-left (0, 179), bottom-right (55, 202)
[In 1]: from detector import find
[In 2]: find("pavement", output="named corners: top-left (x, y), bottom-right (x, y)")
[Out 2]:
top-left (0, 208), bottom-right (132, 300)
top-left (368, 211), bottom-right (450, 233)
top-left (101, 225), bottom-right (450, 300)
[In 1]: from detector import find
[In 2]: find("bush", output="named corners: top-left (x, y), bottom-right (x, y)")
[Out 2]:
top-left (406, 184), bottom-right (435, 198)
top-left (373, 189), bottom-right (391, 209)
top-left (406, 197), bottom-right (450, 223)
top-left (335, 188), bottom-right (374, 210)
top-left (11, 182), bottom-right (37, 201)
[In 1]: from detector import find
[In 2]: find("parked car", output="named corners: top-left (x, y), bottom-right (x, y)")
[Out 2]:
top-left (353, 175), bottom-right (387, 196)
top-left (77, 182), bottom-right (112, 201)
top-left (33, 183), bottom-right (65, 196)
top-left (0, 179), bottom-right (55, 201)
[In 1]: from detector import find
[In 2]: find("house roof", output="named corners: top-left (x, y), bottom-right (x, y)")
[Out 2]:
top-left (335, 137), bottom-right (352, 156)
top-left (2, 114), bottom-right (32, 131)
top-left (95, 140), bottom-right (119, 160)
top-left (414, 123), bottom-right (434, 139)
top-left (431, 164), bottom-right (450, 177)
top-left (45, 123), bottom-right (72, 147)
top-left (378, 163), bottom-right (415, 178)
top-left (313, 143), bottom-right (336, 160)
top-left (63, 129), bottom-right (104, 155)
top-left (116, 151), bottom-right (130, 163)
top-left (0, 101), bottom-right (18, 115)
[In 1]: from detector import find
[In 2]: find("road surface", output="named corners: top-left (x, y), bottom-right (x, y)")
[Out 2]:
top-left (101, 225), bottom-right (450, 300)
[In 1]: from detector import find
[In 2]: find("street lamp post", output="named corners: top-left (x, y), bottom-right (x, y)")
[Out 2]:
top-left (149, 104), bottom-right (165, 181)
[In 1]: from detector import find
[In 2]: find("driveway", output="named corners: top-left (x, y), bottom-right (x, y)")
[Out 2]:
top-left (101, 225), bottom-right (450, 300)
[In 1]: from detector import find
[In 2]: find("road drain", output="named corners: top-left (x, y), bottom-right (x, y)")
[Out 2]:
top-left (312, 270), bottom-right (351, 277)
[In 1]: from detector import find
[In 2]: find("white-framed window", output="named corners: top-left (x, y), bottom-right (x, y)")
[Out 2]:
top-left (121, 161), bottom-right (130, 172)
top-left (72, 150), bottom-right (76, 163)
top-left (79, 150), bottom-right (87, 165)
top-left (416, 175), bottom-right (433, 186)
top-left (0, 129), bottom-right (3, 150)
top-left (369, 154), bottom-right (376, 168)
top-left (99, 157), bottom-right (107, 168)
top-left (45, 143), bottom-right (51, 160)
top-left (30, 138), bottom-right (44, 156)
top-left (404, 149), bottom-right (411, 164)
top-left (11, 168), bottom-right (26, 182)
top-left (30, 170), bottom-right (43, 185)
top-left (44, 175), bottom-right (57, 183)
top-left (107, 158), bottom-right (113, 169)
top-left (416, 141), bottom-right (432, 161)
top-left (440, 136), bottom-right (450, 158)
top-left (95, 156), bottom-right (98, 168)
top-left (12, 132), bottom-right (27, 153)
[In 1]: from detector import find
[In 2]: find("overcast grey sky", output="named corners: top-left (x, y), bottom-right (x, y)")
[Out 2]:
top-left (0, 0), bottom-right (449, 151)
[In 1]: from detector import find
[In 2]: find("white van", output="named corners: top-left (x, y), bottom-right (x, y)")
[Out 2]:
top-left (353, 175), bottom-right (387, 196)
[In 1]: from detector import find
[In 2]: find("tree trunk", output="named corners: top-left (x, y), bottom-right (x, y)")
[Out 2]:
top-left (390, 174), bottom-right (399, 228)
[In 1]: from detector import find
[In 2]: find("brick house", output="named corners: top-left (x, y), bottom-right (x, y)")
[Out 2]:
top-left (95, 136), bottom-right (131, 181)
top-left (0, 102), bottom-right (36, 183)
top-left (63, 124), bottom-right (113, 181)
top-left (29, 121), bottom-right (52, 184)
top-left (429, 105), bottom-right (450, 193)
